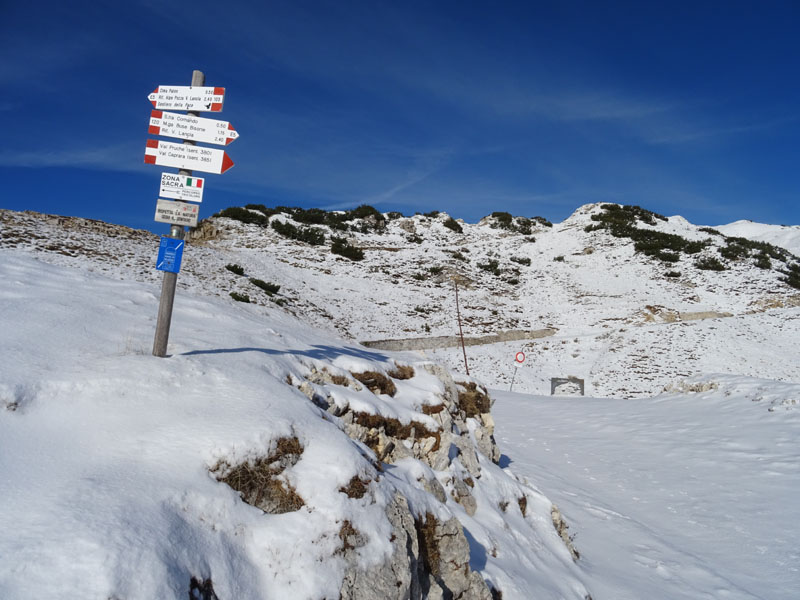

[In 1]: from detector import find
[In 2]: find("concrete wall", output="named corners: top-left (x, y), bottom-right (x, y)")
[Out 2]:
top-left (361, 328), bottom-right (556, 352)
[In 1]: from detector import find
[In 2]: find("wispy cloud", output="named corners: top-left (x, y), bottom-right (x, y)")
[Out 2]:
top-left (0, 143), bottom-right (145, 172)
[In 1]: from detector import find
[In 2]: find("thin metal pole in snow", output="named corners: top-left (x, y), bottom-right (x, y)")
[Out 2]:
top-left (454, 278), bottom-right (470, 376)
top-left (510, 366), bottom-right (518, 392)
top-left (152, 69), bottom-right (204, 357)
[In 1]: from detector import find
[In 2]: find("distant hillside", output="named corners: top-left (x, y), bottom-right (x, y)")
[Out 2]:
top-left (2, 203), bottom-right (799, 398)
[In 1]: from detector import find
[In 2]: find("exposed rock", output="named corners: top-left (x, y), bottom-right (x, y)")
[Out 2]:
top-left (551, 504), bottom-right (580, 561)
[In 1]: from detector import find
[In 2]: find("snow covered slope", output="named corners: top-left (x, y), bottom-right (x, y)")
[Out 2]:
top-left (716, 219), bottom-right (800, 256)
top-left (0, 252), bottom-right (588, 600)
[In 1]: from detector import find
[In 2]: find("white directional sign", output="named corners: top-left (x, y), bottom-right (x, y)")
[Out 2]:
top-left (154, 199), bottom-right (199, 227)
top-left (148, 110), bottom-right (239, 145)
top-left (144, 139), bottom-right (234, 174)
top-left (159, 172), bottom-right (204, 203)
top-left (148, 85), bottom-right (225, 112)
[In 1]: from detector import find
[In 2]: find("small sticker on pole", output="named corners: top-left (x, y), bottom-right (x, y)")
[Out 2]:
top-left (156, 237), bottom-right (184, 273)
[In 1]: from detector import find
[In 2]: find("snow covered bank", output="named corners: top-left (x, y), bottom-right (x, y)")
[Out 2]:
top-left (0, 253), bottom-right (588, 599)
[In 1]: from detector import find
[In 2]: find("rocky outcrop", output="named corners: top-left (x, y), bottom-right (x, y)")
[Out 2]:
top-left (339, 494), bottom-right (491, 600)
top-left (298, 362), bottom-right (502, 599)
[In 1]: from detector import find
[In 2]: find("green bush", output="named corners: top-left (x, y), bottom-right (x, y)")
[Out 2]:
top-left (216, 207), bottom-right (269, 226)
top-left (451, 251), bottom-right (467, 261)
top-left (754, 253), bottom-right (772, 269)
top-left (699, 227), bottom-right (722, 236)
top-left (554, 255), bottom-right (565, 262)
top-left (478, 259), bottom-right (502, 275)
top-left (331, 236), bottom-right (364, 261)
top-left (386, 211), bottom-right (405, 220)
top-left (249, 278), bottom-right (281, 295)
top-left (428, 266), bottom-right (444, 275)
top-left (225, 263), bottom-right (245, 275)
top-left (781, 264), bottom-right (800, 289)
top-left (407, 234), bottom-right (423, 244)
top-left (443, 217), bottom-right (463, 233)
top-left (532, 216), bottom-right (553, 228)
top-left (695, 256), bottom-right (726, 271)
top-left (423, 210), bottom-right (440, 218)
top-left (271, 220), bottom-right (326, 245)
top-left (230, 291), bottom-right (251, 303)
top-left (665, 271), bottom-right (682, 278)
top-left (510, 256), bottom-right (531, 266)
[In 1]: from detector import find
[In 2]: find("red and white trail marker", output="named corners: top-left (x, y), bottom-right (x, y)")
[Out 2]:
top-left (148, 85), bottom-right (225, 112)
top-left (144, 139), bottom-right (234, 175)
top-left (515, 352), bottom-right (526, 363)
top-left (148, 110), bottom-right (239, 146)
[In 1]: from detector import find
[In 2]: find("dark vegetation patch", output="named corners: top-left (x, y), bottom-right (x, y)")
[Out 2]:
top-left (510, 256), bottom-right (531, 266)
top-left (229, 291), bottom-right (251, 303)
top-left (488, 212), bottom-right (538, 234)
top-left (337, 520), bottom-right (362, 553)
top-left (781, 263), bottom-right (800, 289)
top-left (351, 371), bottom-right (397, 396)
top-left (665, 270), bottom-right (682, 278)
top-left (213, 437), bottom-right (305, 514)
top-left (225, 263), bottom-right (244, 275)
top-left (216, 206), bottom-right (270, 226)
top-left (271, 220), bottom-right (326, 245)
top-left (331, 236), bottom-right (365, 261)
top-left (695, 256), bottom-right (726, 271)
top-left (421, 403), bottom-right (445, 415)
top-left (456, 382), bottom-right (491, 418)
top-left (477, 259), bottom-right (502, 276)
top-left (443, 217), bottom-right (463, 233)
top-left (216, 203), bottom-right (385, 233)
top-left (249, 278), bottom-right (280, 295)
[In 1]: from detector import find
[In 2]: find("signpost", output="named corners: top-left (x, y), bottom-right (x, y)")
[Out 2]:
top-left (144, 139), bottom-right (234, 174)
top-left (146, 69), bottom-right (237, 358)
top-left (159, 172), bottom-right (204, 202)
top-left (148, 85), bottom-right (225, 111)
top-left (154, 199), bottom-right (199, 227)
top-left (148, 110), bottom-right (239, 145)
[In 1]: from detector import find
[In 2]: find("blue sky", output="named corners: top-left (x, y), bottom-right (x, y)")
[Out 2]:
top-left (2, 0), bottom-right (799, 233)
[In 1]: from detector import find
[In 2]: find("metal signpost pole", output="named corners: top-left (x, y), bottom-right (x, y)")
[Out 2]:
top-left (152, 69), bottom-right (205, 357)
top-left (454, 278), bottom-right (470, 376)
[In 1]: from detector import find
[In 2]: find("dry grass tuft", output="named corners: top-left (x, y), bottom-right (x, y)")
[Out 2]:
top-left (213, 436), bottom-right (305, 514)
top-left (338, 520), bottom-right (360, 553)
top-left (339, 475), bottom-right (370, 499)
top-left (352, 412), bottom-right (440, 453)
top-left (415, 513), bottom-right (442, 577)
top-left (456, 382), bottom-right (491, 418)
top-left (351, 371), bottom-right (397, 396)
top-left (387, 364), bottom-right (415, 380)
top-left (421, 403), bottom-right (445, 416)
top-left (517, 495), bottom-right (528, 517)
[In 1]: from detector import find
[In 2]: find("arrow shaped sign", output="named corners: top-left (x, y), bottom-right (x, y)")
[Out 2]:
top-left (148, 110), bottom-right (239, 145)
top-left (144, 139), bottom-right (234, 174)
top-left (148, 85), bottom-right (225, 112)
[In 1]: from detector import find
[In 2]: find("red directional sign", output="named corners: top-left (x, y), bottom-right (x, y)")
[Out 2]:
top-left (148, 110), bottom-right (239, 145)
top-left (144, 139), bottom-right (234, 174)
top-left (148, 85), bottom-right (225, 112)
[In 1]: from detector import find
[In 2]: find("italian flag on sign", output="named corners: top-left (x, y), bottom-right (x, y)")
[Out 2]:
top-left (185, 177), bottom-right (203, 188)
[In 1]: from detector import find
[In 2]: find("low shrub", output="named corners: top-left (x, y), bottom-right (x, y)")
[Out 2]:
top-left (451, 251), bottom-right (467, 261)
top-left (553, 255), bottom-right (565, 262)
top-left (428, 266), bottom-right (444, 275)
top-left (331, 236), bottom-right (364, 261)
top-left (781, 264), bottom-right (800, 289)
top-left (250, 278), bottom-right (280, 295)
top-left (443, 217), bottom-right (463, 233)
top-left (532, 216), bottom-right (553, 228)
top-left (216, 206), bottom-right (269, 226)
top-left (230, 291), bottom-right (251, 303)
top-left (695, 256), bottom-right (726, 271)
top-left (387, 364), bottom-right (415, 380)
top-left (478, 259), bottom-right (502, 275)
top-left (407, 234), bottom-right (424, 244)
top-left (665, 271), bottom-right (682, 278)
top-left (225, 263), bottom-right (245, 275)
top-left (423, 210), bottom-right (440, 218)
top-left (510, 256), bottom-right (531, 266)
top-left (456, 382), bottom-right (491, 418)
top-left (754, 253), bottom-right (771, 269)
top-left (271, 220), bottom-right (326, 245)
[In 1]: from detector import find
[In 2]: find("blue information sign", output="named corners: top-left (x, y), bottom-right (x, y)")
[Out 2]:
top-left (156, 236), bottom-right (184, 273)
